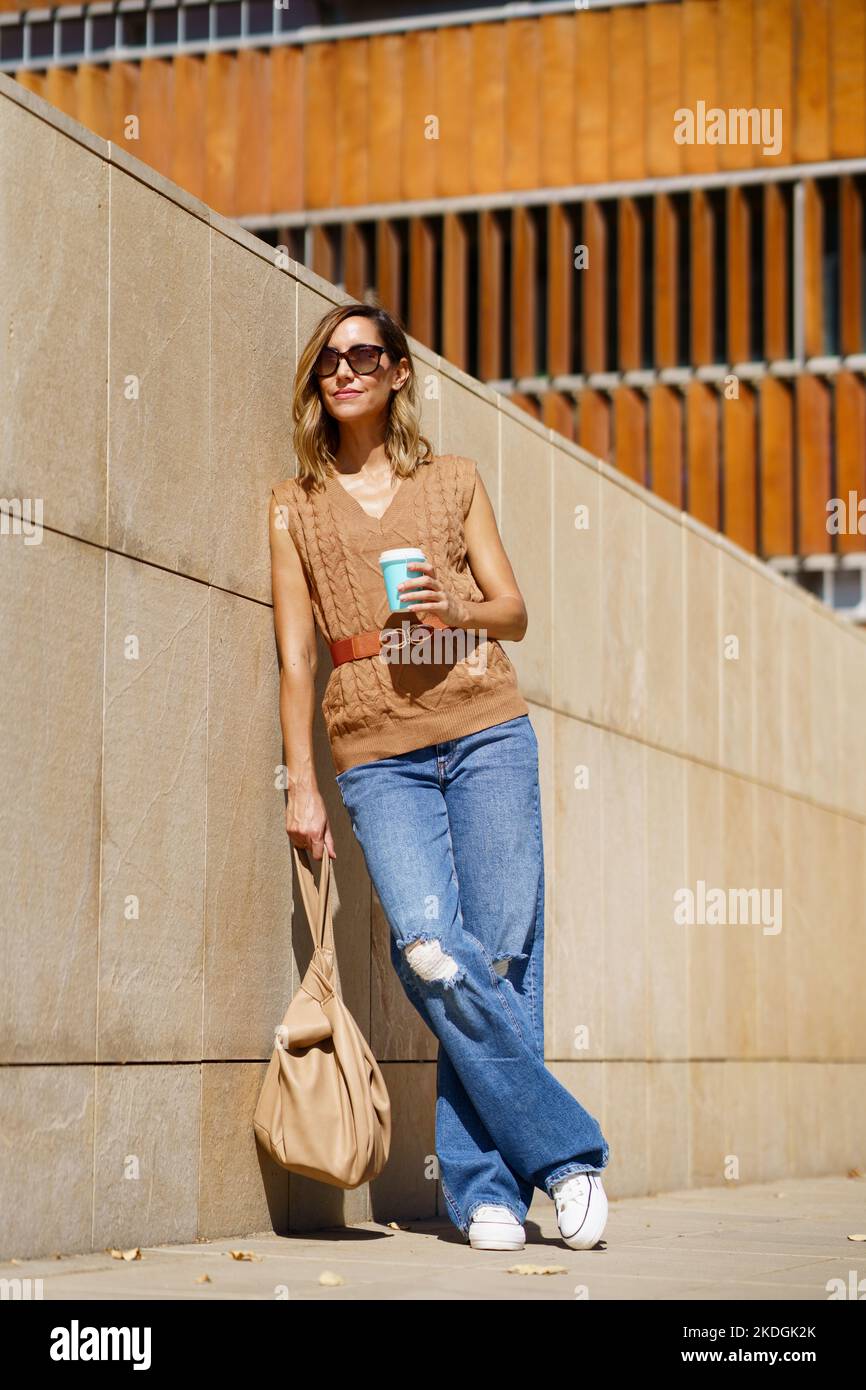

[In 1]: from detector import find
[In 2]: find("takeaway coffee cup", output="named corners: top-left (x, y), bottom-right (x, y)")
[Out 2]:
top-left (379, 547), bottom-right (427, 614)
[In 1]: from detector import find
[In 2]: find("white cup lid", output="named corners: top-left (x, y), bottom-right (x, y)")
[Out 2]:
top-left (379, 547), bottom-right (426, 562)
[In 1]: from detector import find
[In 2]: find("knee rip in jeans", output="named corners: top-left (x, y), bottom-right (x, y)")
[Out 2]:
top-left (402, 935), bottom-right (467, 990)
top-left (400, 934), bottom-right (529, 990)
top-left (492, 950), bottom-right (529, 978)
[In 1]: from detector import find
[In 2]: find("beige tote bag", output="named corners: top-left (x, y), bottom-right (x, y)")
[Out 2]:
top-left (253, 843), bottom-right (391, 1188)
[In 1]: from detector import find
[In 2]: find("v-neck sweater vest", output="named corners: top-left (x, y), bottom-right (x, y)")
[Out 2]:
top-left (271, 453), bottom-right (529, 773)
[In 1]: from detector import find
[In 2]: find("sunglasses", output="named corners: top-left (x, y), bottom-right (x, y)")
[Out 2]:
top-left (312, 344), bottom-right (389, 378)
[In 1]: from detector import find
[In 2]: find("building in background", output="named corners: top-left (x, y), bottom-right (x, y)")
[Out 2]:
top-left (4, 0), bottom-right (866, 619)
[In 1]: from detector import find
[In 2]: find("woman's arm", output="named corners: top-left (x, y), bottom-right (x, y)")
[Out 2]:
top-left (268, 492), bottom-right (336, 860)
top-left (398, 470), bottom-right (528, 642)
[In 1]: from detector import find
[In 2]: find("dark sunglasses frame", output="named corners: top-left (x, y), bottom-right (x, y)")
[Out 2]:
top-left (312, 343), bottom-right (389, 378)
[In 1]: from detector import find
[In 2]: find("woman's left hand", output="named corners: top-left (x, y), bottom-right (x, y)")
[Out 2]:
top-left (397, 560), bottom-right (467, 627)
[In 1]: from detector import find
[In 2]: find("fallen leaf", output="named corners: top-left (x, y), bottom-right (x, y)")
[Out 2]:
top-left (506, 1262), bottom-right (568, 1276)
top-left (107, 1248), bottom-right (142, 1261)
top-left (386, 1221), bottom-right (410, 1230)
top-left (195, 1274), bottom-right (212, 1283)
top-left (228, 1250), bottom-right (261, 1261)
top-left (319, 1270), bottom-right (345, 1286)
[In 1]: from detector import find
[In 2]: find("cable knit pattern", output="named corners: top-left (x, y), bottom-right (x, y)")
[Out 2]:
top-left (271, 454), bottom-right (529, 773)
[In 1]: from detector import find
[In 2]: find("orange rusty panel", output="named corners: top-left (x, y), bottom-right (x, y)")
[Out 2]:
top-left (304, 43), bottom-right (337, 210)
top-left (547, 203), bottom-right (575, 377)
top-left (654, 194), bottom-right (679, 367)
top-left (609, 3), bottom-right (646, 181)
top-left (78, 64), bottom-right (112, 143)
top-left (310, 225), bottom-right (338, 286)
top-left (796, 375), bottom-right (832, 553)
top-left (579, 390), bottom-right (611, 461)
top-left (442, 211), bottom-right (469, 372)
top-left (649, 385), bottom-right (684, 508)
top-left (763, 182), bottom-right (789, 360)
top-left (436, 23), bottom-right (473, 198)
top-left (505, 18), bottom-right (541, 191)
top-left (840, 177), bottom-right (863, 356)
top-left (618, 199), bottom-right (641, 371)
top-left (236, 49), bottom-right (271, 216)
top-left (478, 210), bottom-right (505, 381)
top-left (680, 0), bottom-right (720, 175)
top-left (574, 8), bottom-right (610, 184)
top-left (582, 200), bottom-right (607, 374)
top-left (408, 216), bottom-right (436, 350)
top-left (803, 179), bottom-right (824, 359)
top-left (834, 372), bottom-right (866, 554)
top-left (722, 385), bottom-right (757, 552)
top-left (613, 387), bottom-right (647, 485)
top-left (540, 14), bottom-right (577, 188)
top-left (718, 0), bottom-right (755, 171)
top-left (205, 51), bottom-right (239, 216)
top-left (376, 220), bottom-right (403, 321)
top-left (830, 0), bottom-right (866, 157)
top-left (471, 22), bottom-right (506, 196)
top-left (14, 72), bottom-right (44, 98)
top-left (727, 185), bottom-right (750, 364)
top-left (43, 66), bottom-right (77, 121)
top-left (759, 377), bottom-right (794, 556)
top-left (335, 38), bottom-right (370, 209)
top-left (368, 34), bottom-right (404, 206)
top-left (542, 390), bottom-right (577, 444)
top-left (110, 62), bottom-right (141, 151)
top-left (137, 59), bottom-right (174, 184)
top-left (646, 1), bottom-right (682, 177)
top-left (343, 223), bottom-right (370, 302)
top-left (402, 29), bottom-right (437, 202)
top-left (794, 0), bottom-right (830, 162)
top-left (512, 206), bottom-right (538, 378)
top-left (172, 56), bottom-right (207, 205)
top-left (691, 189), bottom-right (715, 365)
top-left (269, 47), bottom-right (304, 215)
top-left (754, 0), bottom-right (793, 166)
top-left (685, 382), bottom-right (720, 529)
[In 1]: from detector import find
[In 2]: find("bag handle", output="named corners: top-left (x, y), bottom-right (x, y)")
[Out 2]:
top-left (291, 843), bottom-right (336, 956)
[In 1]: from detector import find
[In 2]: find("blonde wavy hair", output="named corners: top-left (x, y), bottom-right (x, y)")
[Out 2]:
top-left (291, 302), bottom-right (435, 494)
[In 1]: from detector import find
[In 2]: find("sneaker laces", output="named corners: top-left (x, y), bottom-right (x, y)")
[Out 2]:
top-left (552, 1174), bottom-right (590, 1212)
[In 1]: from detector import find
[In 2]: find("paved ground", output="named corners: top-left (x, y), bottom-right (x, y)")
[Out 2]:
top-left (5, 1175), bottom-right (864, 1300)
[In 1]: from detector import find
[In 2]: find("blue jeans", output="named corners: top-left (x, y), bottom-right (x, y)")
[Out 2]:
top-left (334, 712), bottom-right (609, 1237)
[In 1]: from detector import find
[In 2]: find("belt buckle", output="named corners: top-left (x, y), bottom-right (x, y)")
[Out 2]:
top-left (378, 619), bottom-right (422, 650)
top-left (378, 618), bottom-right (433, 660)
top-left (378, 623), bottom-right (409, 652)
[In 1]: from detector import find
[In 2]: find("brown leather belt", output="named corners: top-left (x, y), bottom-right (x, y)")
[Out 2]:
top-left (329, 612), bottom-right (451, 667)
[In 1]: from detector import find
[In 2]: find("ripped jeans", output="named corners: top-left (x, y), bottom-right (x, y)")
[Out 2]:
top-left (334, 713), bottom-right (609, 1237)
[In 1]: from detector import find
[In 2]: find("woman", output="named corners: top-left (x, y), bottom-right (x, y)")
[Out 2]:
top-left (268, 302), bottom-right (609, 1252)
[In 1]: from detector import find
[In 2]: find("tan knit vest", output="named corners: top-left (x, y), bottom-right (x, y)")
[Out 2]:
top-left (271, 454), bottom-right (528, 773)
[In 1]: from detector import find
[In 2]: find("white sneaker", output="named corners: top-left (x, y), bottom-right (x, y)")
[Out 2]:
top-left (467, 1204), bottom-right (526, 1251)
top-left (550, 1173), bottom-right (608, 1249)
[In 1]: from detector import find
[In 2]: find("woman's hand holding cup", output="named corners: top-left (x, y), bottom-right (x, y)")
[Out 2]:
top-left (396, 558), bottom-right (466, 626)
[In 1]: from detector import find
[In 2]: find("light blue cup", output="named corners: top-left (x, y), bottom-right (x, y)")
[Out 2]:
top-left (379, 547), bottom-right (427, 615)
